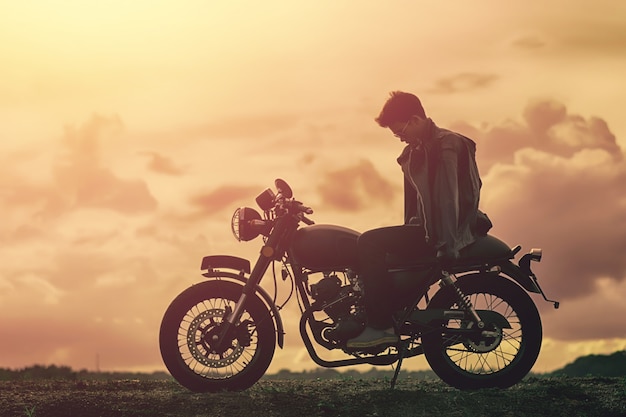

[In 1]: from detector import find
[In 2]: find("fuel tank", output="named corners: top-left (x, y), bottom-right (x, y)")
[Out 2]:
top-left (289, 224), bottom-right (360, 270)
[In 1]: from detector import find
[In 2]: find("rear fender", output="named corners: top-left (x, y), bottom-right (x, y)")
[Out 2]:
top-left (200, 255), bottom-right (284, 348)
top-left (499, 261), bottom-right (541, 293)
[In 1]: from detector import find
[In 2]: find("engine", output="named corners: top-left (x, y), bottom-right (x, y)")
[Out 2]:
top-left (309, 272), bottom-right (366, 342)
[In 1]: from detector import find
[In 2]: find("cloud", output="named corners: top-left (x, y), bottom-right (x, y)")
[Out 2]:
top-left (454, 99), bottom-right (622, 172)
top-left (317, 159), bottom-right (395, 211)
top-left (511, 36), bottom-right (547, 50)
top-left (0, 113), bottom-right (191, 370)
top-left (53, 114), bottom-right (158, 214)
top-left (0, 204), bottom-right (213, 370)
top-left (140, 151), bottom-right (185, 175)
top-left (523, 101), bottom-right (621, 158)
top-left (542, 278), bottom-right (626, 341)
top-left (555, 23), bottom-right (626, 56)
top-left (451, 100), bottom-right (626, 335)
top-left (0, 114), bottom-right (158, 222)
top-left (182, 113), bottom-right (301, 139)
top-left (18, 274), bottom-right (66, 305)
top-left (506, 6), bottom-right (626, 58)
top-left (485, 147), bottom-right (626, 300)
top-left (189, 184), bottom-right (263, 214)
top-left (0, 312), bottom-right (161, 370)
top-left (428, 72), bottom-right (499, 94)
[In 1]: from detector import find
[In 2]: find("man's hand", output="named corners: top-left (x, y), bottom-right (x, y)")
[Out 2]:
top-left (437, 248), bottom-right (460, 262)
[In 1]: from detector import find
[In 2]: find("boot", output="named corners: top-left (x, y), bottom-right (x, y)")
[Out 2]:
top-left (346, 326), bottom-right (398, 349)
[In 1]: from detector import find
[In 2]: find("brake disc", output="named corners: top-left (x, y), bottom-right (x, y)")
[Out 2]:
top-left (186, 308), bottom-right (244, 368)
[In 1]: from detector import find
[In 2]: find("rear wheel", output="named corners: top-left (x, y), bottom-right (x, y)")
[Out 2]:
top-left (422, 274), bottom-right (542, 389)
top-left (159, 280), bottom-right (275, 392)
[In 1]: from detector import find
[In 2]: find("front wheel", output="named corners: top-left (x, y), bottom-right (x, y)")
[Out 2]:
top-left (159, 279), bottom-right (276, 392)
top-left (422, 274), bottom-right (542, 389)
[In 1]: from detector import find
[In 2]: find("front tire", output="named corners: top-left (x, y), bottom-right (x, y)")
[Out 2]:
top-left (159, 279), bottom-right (276, 392)
top-left (422, 274), bottom-right (542, 389)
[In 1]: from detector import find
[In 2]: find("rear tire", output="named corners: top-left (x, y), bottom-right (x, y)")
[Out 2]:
top-left (422, 274), bottom-right (542, 389)
top-left (159, 280), bottom-right (275, 392)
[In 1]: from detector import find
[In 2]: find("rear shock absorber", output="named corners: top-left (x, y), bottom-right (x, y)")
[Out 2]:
top-left (439, 271), bottom-right (484, 328)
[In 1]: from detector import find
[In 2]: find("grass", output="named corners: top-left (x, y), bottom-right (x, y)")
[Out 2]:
top-left (0, 376), bottom-right (624, 417)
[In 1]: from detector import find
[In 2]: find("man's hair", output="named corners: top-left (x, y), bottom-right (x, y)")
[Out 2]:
top-left (375, 91), bottom-right (426, 127)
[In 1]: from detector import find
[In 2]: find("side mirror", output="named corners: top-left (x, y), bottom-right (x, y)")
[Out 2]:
top-left (275, 178), bottom-right (293, 199)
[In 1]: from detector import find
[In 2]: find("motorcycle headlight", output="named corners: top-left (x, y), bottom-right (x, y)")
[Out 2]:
top-left (231, 207), bottom-right (262, 241)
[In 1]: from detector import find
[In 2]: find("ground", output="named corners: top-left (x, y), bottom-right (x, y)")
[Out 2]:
top-left (1, 377), bottom-right (625, 417)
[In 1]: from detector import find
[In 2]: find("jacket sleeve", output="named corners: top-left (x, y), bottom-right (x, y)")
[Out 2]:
top-left (435, 138), bottom-right (461, 253)
top-left (403, 176), bottom-right (418, 224)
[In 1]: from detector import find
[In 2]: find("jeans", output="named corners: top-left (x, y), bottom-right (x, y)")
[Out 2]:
top-left (357, 225), bottom-right (433, 329)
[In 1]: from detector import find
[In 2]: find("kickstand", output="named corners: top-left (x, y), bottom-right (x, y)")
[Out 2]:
top-left (390, 341), bottom-right (408, 390)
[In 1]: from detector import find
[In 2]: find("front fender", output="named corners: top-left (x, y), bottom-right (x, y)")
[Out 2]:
top-left (200, 255), bottom-right (284, 349)
top-left (201, 255), bottom-right (251, 274)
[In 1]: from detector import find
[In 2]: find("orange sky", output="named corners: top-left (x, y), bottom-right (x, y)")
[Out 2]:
top-left (1, 1), bottom-right (626, 375)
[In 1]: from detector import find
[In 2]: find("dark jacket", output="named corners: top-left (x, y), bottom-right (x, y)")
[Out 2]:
top-left (397, 120), bottom-right (482, 255)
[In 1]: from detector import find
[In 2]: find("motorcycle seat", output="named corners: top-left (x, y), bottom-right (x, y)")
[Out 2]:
top-left (386, 234), bottom-right (515, 269)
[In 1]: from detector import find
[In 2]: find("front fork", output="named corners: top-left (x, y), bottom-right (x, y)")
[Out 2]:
top-left (214, 217), bottom-right (297, 352)
top-left (213, 257), bottom-right (269, 353)
top-left (226, 243), bottom-right (279, 326)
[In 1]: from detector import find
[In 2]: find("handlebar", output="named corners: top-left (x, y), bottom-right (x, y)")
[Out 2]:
top-left (301, 215), bottom-right (315, 225)
top-left (257, 180), bottom-right (315, 225)
top-left (292, 201), bottom-right (314, 225)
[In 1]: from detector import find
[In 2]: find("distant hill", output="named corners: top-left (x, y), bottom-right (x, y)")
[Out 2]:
top-left (549, 350), bottom-right (626, 377)
top-left (2, 350), bottom-right (625, 381)
top-left (0, 364), bottom-right (171, 381)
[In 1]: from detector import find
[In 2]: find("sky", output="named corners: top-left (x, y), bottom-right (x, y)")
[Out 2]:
top-left (1, 1), bottom-right (626, 375)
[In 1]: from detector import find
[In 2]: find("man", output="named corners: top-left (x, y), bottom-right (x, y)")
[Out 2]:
top-left (347, 91), bottom-right (485, 349)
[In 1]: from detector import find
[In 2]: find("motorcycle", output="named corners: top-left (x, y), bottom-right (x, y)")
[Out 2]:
top-left (159, 179), bottom-right (559, 392)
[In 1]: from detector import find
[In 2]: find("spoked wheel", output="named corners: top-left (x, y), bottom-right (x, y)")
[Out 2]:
top-left (159, 280), bottom-right (275, 392)
top-left (422, 274), bottom-right (542, 389)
